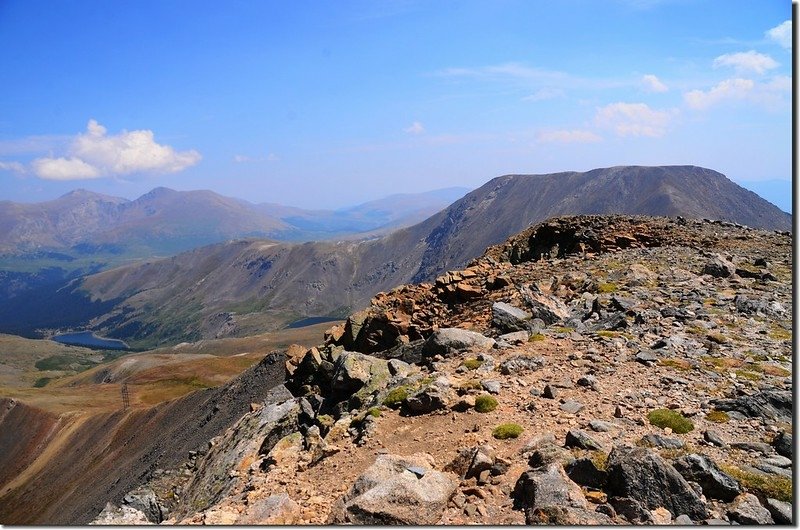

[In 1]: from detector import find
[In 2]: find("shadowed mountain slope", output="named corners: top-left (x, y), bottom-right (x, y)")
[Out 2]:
top-left (4, 166), bottom-right (790, 347)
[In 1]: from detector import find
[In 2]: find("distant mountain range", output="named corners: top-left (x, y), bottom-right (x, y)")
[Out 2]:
top-left (1, 165), bottom-right (787, 348)
top-left (0, 186), bottom-right (471, 258)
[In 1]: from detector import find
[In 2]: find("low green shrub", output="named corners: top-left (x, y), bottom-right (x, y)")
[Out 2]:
top-left (492, 423), bottom-right (523, 439)
top-left (647, 408), bottom-right (694, 434)
top-left (474, 394), bottom-right (498, 413)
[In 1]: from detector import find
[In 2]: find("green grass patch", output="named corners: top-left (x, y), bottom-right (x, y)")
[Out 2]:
top-left (706, 333), bottom-right (728, 344)
top-left (647, 408), bottom-right (694, 434)
top-left (705, 410), bottom-right (730, 423)
top-left (458, 379), bottom-right (483, 393)
top-left (474, 394), bottom-right (498, 413)
top-left (382, 387), bottom-right (409, 408)
top-left (552, 326), bottom-right (575, 334)
top-left (367, 407), bottom-right (381, 418)
top-left (595, 330), bottom-right (619, 338)
top-left (462, 358), bottom-right (483, 370)
top-left (734, 369), bottom-right (762, 381)
top-left (34, 354), bottom-right (97, 372)
top-left (597, 282), bottom-right (618, 293)
top-left (721, 464), bottom-right (793, 502)
top-left (529, 333), bottom-right (546, 342)
top-left (492, 423), bottom-right (523, 439)
top-left (659, 358), bottom-right (693, 371)
top-left (768, 326), bottom-right (791, 341)
top-left (33, 377), bottom-right (51, 388)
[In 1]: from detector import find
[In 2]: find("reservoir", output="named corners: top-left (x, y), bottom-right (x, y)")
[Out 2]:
top-left (52, 331), bottom-right (130, 350)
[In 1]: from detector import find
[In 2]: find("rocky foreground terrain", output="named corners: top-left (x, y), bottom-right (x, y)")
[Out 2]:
top-left (92, 215), bottom-right (792, 525)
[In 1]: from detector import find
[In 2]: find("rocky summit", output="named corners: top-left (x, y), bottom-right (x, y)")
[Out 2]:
top-left (69, 215), bottom-right (792, 524)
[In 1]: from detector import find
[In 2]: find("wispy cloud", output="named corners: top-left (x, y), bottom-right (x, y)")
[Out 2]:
top-left (684, 76), bottom-right (790, 111)
top-left (537, 129), bottom-right (602, 144)
top-left (522, 88), bottom-right (565, 101)
top-left (595, 102), bottom-right (673, 137)
top-left (713, 51), bottom-right (778, 75)
top-left (403, 121), bottom-right (425, 134)
top-left (0, 160), bottom-right (26, 174)
top-left (0, 134), bottom-right (71, 156)
top-left (766, 20), bottom-right (792, 49)
top-left (641, 74), bottom-right (668, 93)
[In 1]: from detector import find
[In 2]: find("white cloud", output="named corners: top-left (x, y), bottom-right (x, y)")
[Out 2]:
top-left (712, 51), bottom-right (778, 75)
top-left (641, 74), bottom-right (668, 93)
top-left (766, 20), bottom-right (792, 49)
top-left (594, 102), bottom-right (672, 137)
top-left (684, 76), bottom-right (790, 110)
top-left (32, 157), bottom-right (101, 181)
top-left (537, 129), bottom-right (602, 143)
top-left (233, 154), bottom-right (251, 163)
top-left (522, 88), bottom-right (565, 101)
top-left (404, 121), bottom-right (425, 134)
top-left (29, 120), bottom-right (201, 181)
top-left (0, 160), bottom-right (26, 174)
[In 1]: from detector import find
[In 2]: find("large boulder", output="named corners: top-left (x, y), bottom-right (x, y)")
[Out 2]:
top-left (421, 328), bottom-right (495, 358)
top-left (727, 493), bottom-right (774, 524)
top-left (328, 453), bottom-right (457, 524)
top-left (491, 302), bottom-right (532, 333)
top-left (702, 255), bottom-right (735, 278)
top-left (672, 454), bottom-right (741, 502)
top-left (710, 389), bottom-right (792, 423)
top-left (330, 351), bottom-right (391, 407)
top-left (772, 430), bottom-right (792, 459)
top-left (514, 463), bottom-right (611, 524)
top-left (605, 445), bottom-right (707, 520)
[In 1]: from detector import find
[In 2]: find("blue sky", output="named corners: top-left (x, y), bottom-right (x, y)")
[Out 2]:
top-left (0, 0), bottom-right (792, 209)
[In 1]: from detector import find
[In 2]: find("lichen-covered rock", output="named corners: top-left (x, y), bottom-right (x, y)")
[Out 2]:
top-left (91, 503), bottom-right (152, 525)
top-left (328, 453), bottom-right (458, 524)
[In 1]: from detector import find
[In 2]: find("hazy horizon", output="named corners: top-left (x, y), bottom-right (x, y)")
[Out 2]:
top-left (0, 1), bottom-right (792, 210)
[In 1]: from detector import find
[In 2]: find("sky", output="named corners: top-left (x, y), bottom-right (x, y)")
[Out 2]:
top-left (0, 0), bottom-right (793, 209)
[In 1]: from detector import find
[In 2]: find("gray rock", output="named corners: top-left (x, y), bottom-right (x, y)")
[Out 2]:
top-left (542, 385), bottom-right (557, 399)
top-left (703, 430), bottom-right (728, 448)
top-left (235, 493), bottom-right (300, 524)
top-left (481, 380), bottom-right (501, 394)
top-left (639, 433), bottom-right (685, 449)
top-left (635, 350), bottom-right (659, 364)
top-left (703, 255), bottom-right (735, 278)
top-left (565, 429), bottom-right (604, 450)
top-left (605, 445), bottom-right (708, 519)
top-left (710, 390), bottom-right (792, 423)
top-left (498, 330), bottom-right (529, 344)
top-left (727, 493), bottom-right (774, 525)
top-left (577, 375), bottom-right (598, 389)
top-left (328, 453), bottom-right (458, 524)
top-left (674, 514), bottom-right (694, 525)
top-left (405, 382), bottom-right (452, 414)
top-left (513, 463), bottom-right (596, 524)
top-left (422, 328), bottom-right (495, 358)
top-left (609, 496), bottom-right (654, 524)
top-left (91, 503), bottom-right (152, 525)
top-left (499, 355), bottom-right (546, 375)
top-left (764, 498), bottom-right (792, 524)
top-left (387, 358), bottom-right (411, 377)
top-left (492, 302), bottom-right (532, 333)
top-left (565, 457), bottom-right (607, 489)
top-left (763, 455), bottom-right (792, 468)
top-left (772, 430), bottom-right (792, 458)
top-left (121, 487), bottom-right (164, 523)
top-left (730, 441), bottom-right (773, 455)
top-left (330, 351), bottom-right (390, 399)
top-left (528, 443), bottom-right (575, 469)
top-left (672, 454), bottom-right (741, 502)
top-left (519, 286), bottom-right (571, 325)
top-left (754, 462), bottom-right (791, 478)
top-left (560, 400), bottom-right (585, 414)
top-left (589, 419), bottom-right (614, 432)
